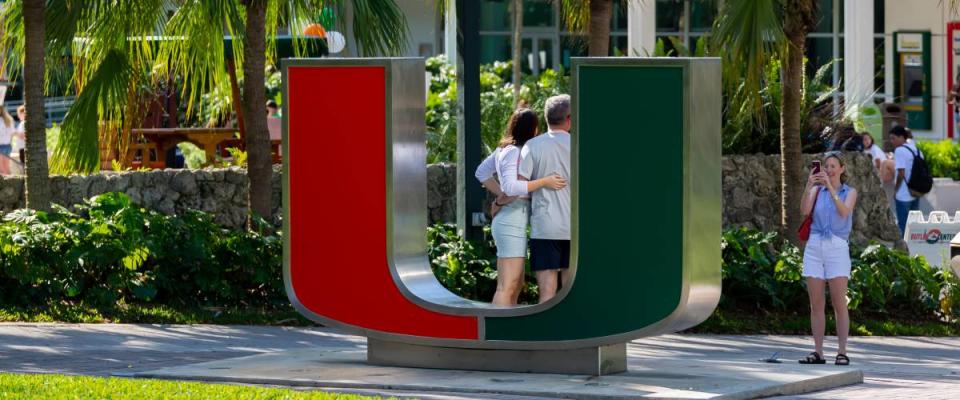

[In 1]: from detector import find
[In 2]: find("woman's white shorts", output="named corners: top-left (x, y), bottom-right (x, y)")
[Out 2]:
top-left (491, 199), bottom-right (529, 258)
top-left (802, 234), bottom-right (851, 280)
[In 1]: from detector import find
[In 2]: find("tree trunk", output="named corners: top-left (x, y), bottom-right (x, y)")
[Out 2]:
top-left (587, 0), bottom-right (613, 57)
top-left (512, 0), bottom-right (522, 106)
top-left (23, 0), bottom-right (50, 212)
top-left (780, 0), bottom-right (817, 242)
top-left (241, 0), bottom-right (271, 226)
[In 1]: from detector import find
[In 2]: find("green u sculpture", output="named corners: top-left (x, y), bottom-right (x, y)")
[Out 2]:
top-left (283, 57), bottom-right (722, 375)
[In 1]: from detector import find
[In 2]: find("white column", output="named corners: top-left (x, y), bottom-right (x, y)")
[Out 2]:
top-left (843, 0), bottom-right (875, 110)
top-left (627, 0), bottom-right (656, 57)
top-left (444, 0), bottom-right (457, 64)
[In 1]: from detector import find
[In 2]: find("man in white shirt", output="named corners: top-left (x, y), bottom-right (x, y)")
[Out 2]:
top-left (890, 125), bottom-right (921, 235)
top-left (519, 94), bottom-right (572, 303)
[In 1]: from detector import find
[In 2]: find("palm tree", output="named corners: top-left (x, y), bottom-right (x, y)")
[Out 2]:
top-left (711, 0), bottom-right (817, 241)
top-left (21, 0), bottom-right (50, 211)
top-left (241, 0), bottom-right (273, 222)
top-left (512, 0), bottom-right (522, 105)
top-left (558, 0), bottom-right (615, 57)
top-left (2, 0), bottom-right (408, 222)
top-left (162, 0), bottom-right (408, 222)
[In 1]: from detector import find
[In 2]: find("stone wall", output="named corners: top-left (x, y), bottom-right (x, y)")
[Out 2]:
top-left (0, 154), bottom-right (902, 245)
top-left (722, 152), bottom-right (903, 248)
top-left (427, 163), bottom-right (457, 224)
top-left (0, 166), bottom-right (282, 229)
top-left (425, 153), bottom-right (903, 247)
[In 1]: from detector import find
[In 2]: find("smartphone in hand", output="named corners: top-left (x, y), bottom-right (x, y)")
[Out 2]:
top-left (811, 160), bottom-right (821, 175)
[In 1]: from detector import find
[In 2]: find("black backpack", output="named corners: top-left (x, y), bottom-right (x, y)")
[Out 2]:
top-left (900, 145), bottom-right (933, 196)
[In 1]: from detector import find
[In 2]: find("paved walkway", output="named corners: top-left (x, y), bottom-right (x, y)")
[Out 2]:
top-left (0, 323), bottom-right (957, 399)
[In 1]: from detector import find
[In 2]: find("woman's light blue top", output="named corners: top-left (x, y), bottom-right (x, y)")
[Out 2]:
top-left (811, 183), bottom-right (853, 240)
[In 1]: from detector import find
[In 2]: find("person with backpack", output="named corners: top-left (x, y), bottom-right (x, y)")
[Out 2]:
top-left (890, 126), bottom-right (933, 235)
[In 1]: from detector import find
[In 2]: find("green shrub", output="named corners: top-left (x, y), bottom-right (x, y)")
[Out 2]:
top-left (721, 227), bottom-right (805, 310)
top-left (0, 193), bottom-right (284, 309)
top-left (916, 140), bottom-right (960, 180)
top-left (850, 244), bottom-right (959, 320)
top-left (426, 224), bottom-right (960, 322)
top-left (427, 224), bottom-right (538, 304)
top-left (720, 227), bottom-right (960, 322)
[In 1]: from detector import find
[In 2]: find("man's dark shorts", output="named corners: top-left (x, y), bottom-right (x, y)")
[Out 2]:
top-left (530, 239), bottom-right (570, 271)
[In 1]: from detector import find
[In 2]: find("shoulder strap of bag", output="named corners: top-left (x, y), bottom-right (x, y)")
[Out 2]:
top-left (899, 144), bottom-right (923, 159)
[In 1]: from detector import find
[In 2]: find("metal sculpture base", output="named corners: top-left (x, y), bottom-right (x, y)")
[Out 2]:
top-left (367, 339), bottom-right (627, 376)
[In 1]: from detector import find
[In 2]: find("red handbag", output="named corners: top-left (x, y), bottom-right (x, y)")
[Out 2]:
top-left (797, 187), bottom-right (822, 241)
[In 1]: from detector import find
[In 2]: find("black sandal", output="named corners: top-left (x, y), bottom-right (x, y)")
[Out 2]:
top-left (835, 353), bottom-right (850, 366)
top-left (799, 352), bottom-right (826, 364)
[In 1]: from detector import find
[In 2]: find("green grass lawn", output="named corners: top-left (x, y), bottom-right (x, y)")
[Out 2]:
top-left (0, 374), bottom-right (381, 399)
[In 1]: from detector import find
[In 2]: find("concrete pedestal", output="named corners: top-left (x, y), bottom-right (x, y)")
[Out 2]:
top-left (367, 339), bottom-right (627, 376)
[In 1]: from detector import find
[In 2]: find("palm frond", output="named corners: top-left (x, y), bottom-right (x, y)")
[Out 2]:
top-left (557, 0), bottom-right (591, 33)
top-left (337, 0), bottom-right (409, 56)
top-left (0, 1), bottom-right (25, 81)
top-left (267, 0), bottom-right (331, 62)
top-left (711, 0), bottom-right (785, 125)
top-left (52, 49), bottom-right (137, 174)
top-left (156, 0), bottom-right (243, 118)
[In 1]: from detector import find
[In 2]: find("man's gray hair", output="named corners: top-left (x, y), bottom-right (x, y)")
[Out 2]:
top-left (544, 94), bottom-right (571, 126)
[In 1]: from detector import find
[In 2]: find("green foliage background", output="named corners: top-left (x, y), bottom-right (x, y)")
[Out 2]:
top-left (0, 192), bottom-right (283, 309)
top-left (916, 140), bottom-right (960, 181)
top-left (424, 56), bottom-right (568, 163)
top-left (429, 223), bottom-right (960, 322)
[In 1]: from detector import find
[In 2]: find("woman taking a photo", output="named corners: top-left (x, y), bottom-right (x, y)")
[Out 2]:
top-left (799, 153), bottom-right (858, 366)
top-left (474, 108), bottom-right (566, 306)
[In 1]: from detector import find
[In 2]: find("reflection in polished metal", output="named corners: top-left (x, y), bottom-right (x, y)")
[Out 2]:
top-left (283, 58), bottom-right (722, 373)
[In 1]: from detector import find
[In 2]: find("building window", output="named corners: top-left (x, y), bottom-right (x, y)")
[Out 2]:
top-left (655, 0), bottom-right (716, 56)
top-left (477, 0), bottom-right (633, 73)
top-left (480, 0), bottom-right (561, 75)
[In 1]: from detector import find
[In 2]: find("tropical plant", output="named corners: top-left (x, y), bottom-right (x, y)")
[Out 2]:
top-left (1, 0), bottom-right (409, 224)
top-left (722, 57), bottom-right (837, 154)
top-left (651, 36), bottom-right (710, 58)
top-left (711, 0), bottom-right (818, 242)
top-left (158, 0), bottom-right (409, 223)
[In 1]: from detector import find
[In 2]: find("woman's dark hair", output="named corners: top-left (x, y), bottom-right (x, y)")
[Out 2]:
top-left (499, 108), bottom-right (539, 148)
top-left (889, 125), bottom-right (912, 139)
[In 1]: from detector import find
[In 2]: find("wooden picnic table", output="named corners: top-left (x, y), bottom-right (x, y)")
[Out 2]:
top-left (130, 127), bottom-right (238, 167)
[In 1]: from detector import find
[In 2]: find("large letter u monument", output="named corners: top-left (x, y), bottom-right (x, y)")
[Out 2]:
top-left (282, 57), bottom-right (722, 375)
